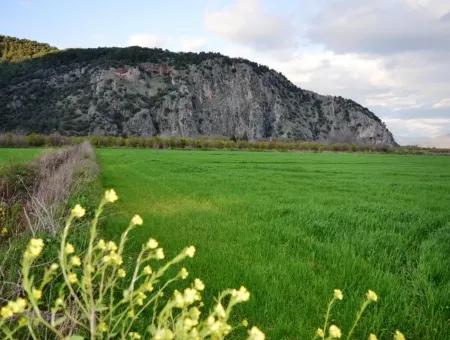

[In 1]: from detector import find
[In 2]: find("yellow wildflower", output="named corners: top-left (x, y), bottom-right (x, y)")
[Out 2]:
top-left (97, 239), bottom-right (106, 250)
top-left (174, 290), bottom-right (185, 308)
top-left (334, 289), bottom-right (343, 300)
top-left (394, 330), bottom-right (405, 340)
top-left (98, 322), bottom-right (108, 333)
top-left (146, 238), bottom-right (158, 249)
top-left (316, 328), bottom-right (325, 338)
top-left (179, 267), bottom-right (189, 279)
top-left (68, 273), bottom-right (78, 283)
top-left (50, 263), bottom-right (59, 271)
top-left (18, 317), bottom-right (27, 327)
top-left (144, 282), bottom-right (154, 292)
top-left (194, 278), bottom-right (205, 291)
top-left (106, 241), bottom-right (118, 252)
top-left (131, 214), bottom-right (143, 226)
top-left (71, 204), bottom-right (85, 218)
top-left (26, 238), bottom-right (44, 258)
top-left (0, 306), bottom-right (13, 319)
top-left (185, 246), bottom-right (196, 258)
top-left (232, 286), bottom-right (250, 302)
top-left (329, 325), bottom-right (342, 339)
top-left (14, 298), bottom-right (27, 313)
top-left (248, 326), bottom-right (265, 340)
top-left (190, 306), bottom-right (201, 320)
top-left (154, 328), bottom-right (174, 340)
top-left (366, 290), bottom-right (378, 302)
top-left (103, 252), bottom-right (123, 265)
top-left (32, 288), bottom-right (42, 300)
top-left (104, 189), bottom-right (118, 203)
top-left (369, 334), bottom-right (378, 340)
top-left (129, 332), bottom-right (141, 339)
top-left (183, 288), bottom-right (200, 305)
top-left (155, 248), bottom-right (165, 259)
top-left (143, 265), bottom-right (152, 275)
top-left (183, 317), bottom-right (197, 331)
top-left (65, 243), bottom-right (75, 255)
top-left (7, 298), bottom-right (27, 314)
top-left (70, 256), bottom-right (81, 267)
top-left (118, 268), bottom-right (126, 278)
top-left (136, 292), bottom-right (146, 305)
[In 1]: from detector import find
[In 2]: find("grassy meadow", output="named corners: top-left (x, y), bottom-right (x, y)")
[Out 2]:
top-left (95, 149), bottom-right (450, 339)
top-left (0, 148), bottom-right (41, 165)
top-left (1, 147), bottom-right (449, 339)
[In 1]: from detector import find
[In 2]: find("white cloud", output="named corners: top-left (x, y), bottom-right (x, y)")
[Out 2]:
top-left (179, 37), bottom-right (207, 52)
top-left (425, 134), bottom-right (450, 148)
top-left (401, 0), bottom-right (450, 18)
top-left (384, 118), bottom-right (450, 146)
top-left (432, 98), bottom-right (450, 109)
top-left (204, 0), bottom-right (295, 50)
top-left (127, 34), bottom-right (164, 48)
top-left (309, 0), bottom-right (450, 54)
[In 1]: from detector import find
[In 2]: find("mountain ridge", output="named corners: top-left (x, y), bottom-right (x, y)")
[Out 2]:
top-left (0, 35), bottom-right (397, 145)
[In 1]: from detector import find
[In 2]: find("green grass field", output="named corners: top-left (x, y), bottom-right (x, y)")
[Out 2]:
top-left (1, 148), bottom-right (449, 339)
top-left (0, 148), bottom-right (41, 165)
top-left (95, 149), bottom-right (450, 339)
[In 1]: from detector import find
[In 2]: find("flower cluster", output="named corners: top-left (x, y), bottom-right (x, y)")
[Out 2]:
top-left (24, 238), bottom-right (44, 258)
top-left (0, 298), bottom-right (27, 319)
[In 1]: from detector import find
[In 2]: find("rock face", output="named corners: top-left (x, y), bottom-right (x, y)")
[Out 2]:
top-left (0, 47), bottom-right (396, 145)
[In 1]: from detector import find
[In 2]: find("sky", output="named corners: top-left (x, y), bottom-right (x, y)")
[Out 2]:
top-left (1, 0), bottom-right (450, 147)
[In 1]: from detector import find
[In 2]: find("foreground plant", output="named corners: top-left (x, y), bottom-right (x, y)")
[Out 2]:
top-left (0, 189), bottom-right (263, 339)
top-left (0, 189), bottom-right (407, 340)
top-left (314, 289), bottom-right (405, 340)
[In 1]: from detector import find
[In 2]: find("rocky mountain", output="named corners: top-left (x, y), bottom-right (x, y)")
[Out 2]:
top-left (0, 36), bottom-right (396, 145)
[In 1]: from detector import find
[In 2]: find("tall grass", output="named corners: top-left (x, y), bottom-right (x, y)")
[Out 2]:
top-left (26, 142), bottom-right (98, 235)
top-left (0, 142), bottom-right (98, 237)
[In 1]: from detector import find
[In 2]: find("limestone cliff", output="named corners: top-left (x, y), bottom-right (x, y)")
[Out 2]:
top-left (0, 45), bottom-right (396, 145)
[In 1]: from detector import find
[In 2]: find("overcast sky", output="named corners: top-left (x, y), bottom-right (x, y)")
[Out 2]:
top-left (1, 0), bottom-right (450, 147)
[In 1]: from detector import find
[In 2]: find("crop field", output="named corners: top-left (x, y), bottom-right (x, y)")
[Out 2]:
top-left (94, 149), bottom-right (450, 339)
top-left (0, 148), bottom-right (41, 165)
top-left (0, 148), bottom-right (449, 339)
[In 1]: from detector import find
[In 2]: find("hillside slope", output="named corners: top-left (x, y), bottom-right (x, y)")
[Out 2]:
top-left (0, 41), bottom-right (396, 145)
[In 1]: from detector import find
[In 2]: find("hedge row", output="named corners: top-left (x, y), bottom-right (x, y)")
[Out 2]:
top-left (0, 133), bottom-right (448, 154)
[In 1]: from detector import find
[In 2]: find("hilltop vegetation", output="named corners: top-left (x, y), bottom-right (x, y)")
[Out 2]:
top-left (0, 35), bottom-right (58, 63)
